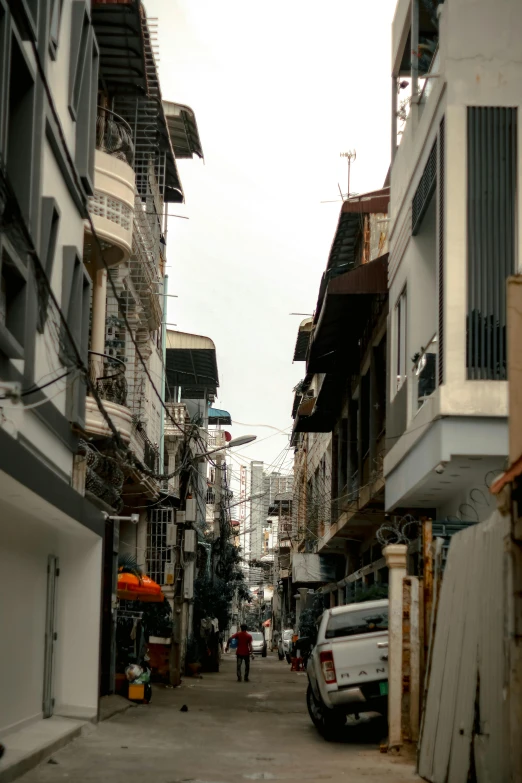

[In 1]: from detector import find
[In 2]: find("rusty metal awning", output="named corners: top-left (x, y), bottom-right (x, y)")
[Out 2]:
top-left (293, 374), bottom-right (345, 434)
top-left (307, 255), bottom-right (389, 374)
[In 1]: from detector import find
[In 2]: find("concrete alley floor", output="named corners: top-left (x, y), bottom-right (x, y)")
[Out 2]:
top-left (18, 655), bottom-right (419, 783)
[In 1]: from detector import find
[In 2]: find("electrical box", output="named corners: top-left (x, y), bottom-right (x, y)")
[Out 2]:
top-left (183, 560), bottom-right (195, 600)
top-left (184, 529), bottom-right (196, 553)
top-left (176, 511), bottom-right (185, 525)
top-left (185, 498), bottom-right (196, 523)
top-left (164, 562), bottom-right (175, 586)
top-left (166, 523), bottom-right (177, 547)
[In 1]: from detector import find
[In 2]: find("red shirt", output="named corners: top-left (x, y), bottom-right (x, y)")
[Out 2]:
top-left (231, 631), bottom-right (252, 656)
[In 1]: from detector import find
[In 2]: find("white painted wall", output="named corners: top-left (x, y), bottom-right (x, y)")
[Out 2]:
top-left (0, 495), bottom-right (102, 736)
top-left (0, 509), bottom-right (55, 736)
top-left (46, 1), bottom-right (80, 155)
top-left (53, 532), bottom-right (102, 720)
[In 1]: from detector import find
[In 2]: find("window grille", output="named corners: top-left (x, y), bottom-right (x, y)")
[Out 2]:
top-left (466, 107), bottom-right (517, 380)
top-left (147, 507), bottom-right (174, 585)
top-left (412, 141), bottom-right (437, 235)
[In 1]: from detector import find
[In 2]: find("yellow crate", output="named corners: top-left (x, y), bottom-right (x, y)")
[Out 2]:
top-left (128, 683), bottom-right (145, 701)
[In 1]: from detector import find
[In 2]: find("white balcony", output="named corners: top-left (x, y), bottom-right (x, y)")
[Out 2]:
top-left (165, 403), bottom-right (189, 438)
top-left (84, 110), bottom-right (135, 267)
top-left (85, 396), bottom-right (133, 443)
top-left (84, 353), bottom-right (132, 442)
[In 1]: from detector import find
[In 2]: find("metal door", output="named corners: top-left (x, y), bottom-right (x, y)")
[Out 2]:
top-left (43, 555), bottom-right (59, 718)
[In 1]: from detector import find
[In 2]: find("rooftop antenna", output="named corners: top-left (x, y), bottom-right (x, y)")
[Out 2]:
top-left (340, 149), bottom-right (356, 200)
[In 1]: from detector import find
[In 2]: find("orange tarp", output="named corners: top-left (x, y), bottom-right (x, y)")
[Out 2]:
top-left (117, 572), bottom-right (164, 602)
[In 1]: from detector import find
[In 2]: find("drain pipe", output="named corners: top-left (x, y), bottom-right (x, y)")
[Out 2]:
top-left (159, 273), bottom-right (168, 473)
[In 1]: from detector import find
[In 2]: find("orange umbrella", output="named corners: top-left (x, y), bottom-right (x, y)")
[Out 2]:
top-left (117, 572), bottom-right (164, 603)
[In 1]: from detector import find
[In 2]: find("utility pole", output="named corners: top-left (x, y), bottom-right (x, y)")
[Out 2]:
top-left (213, 452), bottom-right (224, 543)
top-left (340, 150), bottom-right (356, 200)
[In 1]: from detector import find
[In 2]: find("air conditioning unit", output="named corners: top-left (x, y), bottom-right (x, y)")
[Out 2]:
top-left (166, 523), bottom-right (177, 547)
top-left (164, 562), bottom-right (175, 585)
top-left (184, 529), bottom-right (196, 553)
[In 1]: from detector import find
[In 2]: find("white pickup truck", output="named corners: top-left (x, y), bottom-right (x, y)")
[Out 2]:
top-left (306, 599), bottom-right (389, 739)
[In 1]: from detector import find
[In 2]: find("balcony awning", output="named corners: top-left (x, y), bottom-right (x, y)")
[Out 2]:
top-left (208, 407), bottom-right (231, 425)
top-left (293, 317), bottom-right (313, 362)
top-left (307, 254), bottom-right (389, 374)
top-left (166, 330), bottom-right (219, 399)
top-left (117, 572), bottom-right (164, 602)
top-left (163, 101), bottom-right (204, 160)
top-left (313, 188), bottom-right (390, 318)
top-left (293, 374), bottom-right (345, 434)
top-left (92, 2), bottom-right (148, 93)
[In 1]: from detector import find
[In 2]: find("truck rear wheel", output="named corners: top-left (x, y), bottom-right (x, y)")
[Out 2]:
top-left (306, 684), bottom-right (345, 741)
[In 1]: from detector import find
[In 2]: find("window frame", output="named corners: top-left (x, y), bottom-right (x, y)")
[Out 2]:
top-left (49, 0), bottom-right (64, 60)
top-left (0, 235), bottom-right (28, 360)
top-left (393, 287), bottom-right (407, 395)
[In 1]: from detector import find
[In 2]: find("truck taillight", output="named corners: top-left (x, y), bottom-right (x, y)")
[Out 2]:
top-left (319, 650), bottom-right (337, 684)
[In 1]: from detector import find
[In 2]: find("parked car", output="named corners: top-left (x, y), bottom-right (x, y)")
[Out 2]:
top-left (306, 600), bottom-right (389, 740)
top-left (251, 632), bottom-right (267, 657)
top-left (282, 628), bottom-right (293, 661)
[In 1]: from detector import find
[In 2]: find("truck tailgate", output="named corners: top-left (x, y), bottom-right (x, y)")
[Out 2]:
top-left (326, 632), bottom-right (388, 686)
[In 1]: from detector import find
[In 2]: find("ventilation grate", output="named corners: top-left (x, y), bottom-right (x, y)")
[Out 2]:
top-left (412, 141), bottom-right (437, 235)
top-left (466, 107), bottom-right (517, 380)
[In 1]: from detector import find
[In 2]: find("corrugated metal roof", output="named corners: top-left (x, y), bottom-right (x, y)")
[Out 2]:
top-left (166, 330), bottom-right (219, 398)
top-left (163, 101), bottom-right (204, 160)
top-left (293, 317), bottom-right (313, 362)
top-left (92, 2), bottom-right (148, 93)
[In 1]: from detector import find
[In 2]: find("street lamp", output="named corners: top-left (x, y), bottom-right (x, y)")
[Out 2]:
top-left (199, 434), bottom-right (257, 459)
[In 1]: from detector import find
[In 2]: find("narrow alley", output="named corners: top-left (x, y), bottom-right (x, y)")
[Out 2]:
top-left (17, 656), bottom-right (417, 783)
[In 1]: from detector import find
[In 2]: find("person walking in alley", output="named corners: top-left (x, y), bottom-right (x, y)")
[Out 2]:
top-left (226, 624), bottom-right (253, 681)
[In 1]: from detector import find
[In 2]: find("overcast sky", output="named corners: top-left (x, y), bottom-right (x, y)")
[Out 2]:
top-left (148, 0), bottom-right (394, 476)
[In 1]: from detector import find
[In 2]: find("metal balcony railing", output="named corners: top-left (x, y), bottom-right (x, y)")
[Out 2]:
top-left (96, 107), bottom-right (134, 167)
top-left (88, 351), bottom-right (127, 406)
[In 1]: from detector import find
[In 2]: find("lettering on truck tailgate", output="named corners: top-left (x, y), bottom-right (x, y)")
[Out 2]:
top-left (325, 633), bottom-right (388, 685)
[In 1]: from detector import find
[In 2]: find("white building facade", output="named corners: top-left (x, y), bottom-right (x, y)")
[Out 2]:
top-left (384, 0), bottom-right (522, 521)
top-left (0, 0), bottom-right (104, 740)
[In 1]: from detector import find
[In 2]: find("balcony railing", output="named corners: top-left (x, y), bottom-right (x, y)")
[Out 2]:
top-left (96, 107), bottom-right (134, 167)
top-left (88, 351), bottom-right (127, 407)
top-left (165, 403), bottom-right (188, 435)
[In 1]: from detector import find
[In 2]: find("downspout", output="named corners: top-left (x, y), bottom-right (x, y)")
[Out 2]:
top-left (159, 273), bottom-right (168, 473)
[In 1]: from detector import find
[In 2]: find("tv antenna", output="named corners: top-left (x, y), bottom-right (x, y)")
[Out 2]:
top-left (320, 150), bottom-right (357, 203)
top-left (340, 149), bottom-right (356, 200)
